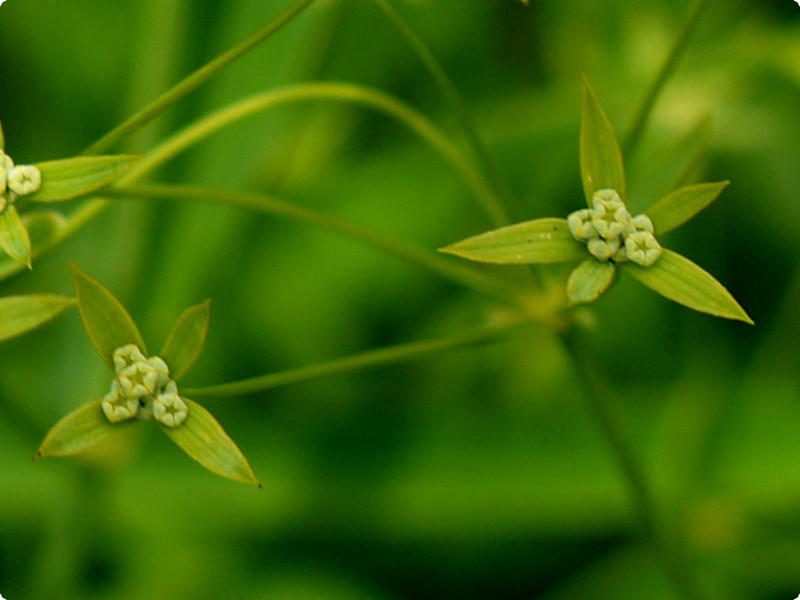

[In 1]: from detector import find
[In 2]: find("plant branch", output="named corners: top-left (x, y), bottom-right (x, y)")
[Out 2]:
top-left (370, 0), bottom-right (514, 226)
top-left (118, 82), bottom-right (506, 226)
top-left (184, 318), bottom-right (534, 399)
top-left (105, 183), bottom-right (525, 305)
top-left (559, 327), bottom-right (708, 600)
top-left (623, 0), bottom-right (711, 158)
top-left (83, 0), bottom-right (317, 155)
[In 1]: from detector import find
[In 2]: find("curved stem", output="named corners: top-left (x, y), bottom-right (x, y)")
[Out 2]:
top-left (118, 82), bottom-right (505, 225)
top-left (105, 183), bottom-right (524, 304)
top-left (559, 328), bottom-right (708, 600)
top-left (623, 0), bottom-right (711, 158)
top-left (25, 82), bottom-right (504, 283)
top-left (370, 0), bottom-right (513, 226)
top-left (83, 0), bottom-right (318, 156)
top-left (184, 318), bottom-right (534, 399)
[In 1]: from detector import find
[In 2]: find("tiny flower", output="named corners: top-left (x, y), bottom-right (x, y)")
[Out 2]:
top-left (153, 385), bottom-right (188, 428)
top-left (7, 164), bottom-right (42, 199)
top-left (35, 264), bottom-right (260, 486)
top-left (625, 230), bottom-right (662, 267)
top-left (630, 214), bottom-right (654, 234)
top-left (568, 208), bottom-right (597, 240)
top-left (0, 150), bottom-right (42, 204)
top-left (102, 380), bottom-right (139, 423)
top-left (588, 237), bottom-right (620, 261)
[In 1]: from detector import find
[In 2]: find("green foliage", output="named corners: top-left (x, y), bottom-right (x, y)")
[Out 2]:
top-left (71, 262), bottom-right (147, 365)
top-left (38, 264), bottom-right (258, 486)
top-left (580, 78), bottom-right (626, 204)
top-left (30, 155), bottom-right (139, 202)
top-left (0, 0), bottom-right (797, 598)
top-left (0, 294), bottom-right (74, 341)
top-left (442, 79), bottom-right (752, 323)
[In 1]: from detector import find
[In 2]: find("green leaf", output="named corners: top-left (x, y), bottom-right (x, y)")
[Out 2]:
top-left (580, 78), bottom-right (626, 205)
top-left (0, 117), bottom-right (5, 152)
top-left (646, 181), bottom-right (729, 236)
top-left (160, 300), bottom-right (211, 381)
top-left (440, 218), bottom-right (586, 264)
top-left (71, 262), bottom-right (147, 368)
top-left (0, 294), bottom-right (75, 342)
top-left (34, 399), bottom-right (135, 459)
top-left (0, 205), bottom-right (32, 267)
top-left (0, 211), bottom-right (69, 281)
top-left (161, 398), bottom-right (260, 486)
top-left (623, 249), bottom-right (753, 323)
top-left (567, 258), bottom-right (616, 305)
top-left (627, 116), bottom-right (713, 208)
top-left (29, 155), bottom-right (139, 202)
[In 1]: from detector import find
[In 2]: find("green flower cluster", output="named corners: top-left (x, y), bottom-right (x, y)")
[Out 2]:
top-left (103, 344), bottom-right (188, 428)
top-left (35, 265), bottom-right (260, 486)
top-left (568, 189), bottom-right (661, 267)
top-left (440, 79), bottom-right (752, 324)
top-left (0, 149), bottom-right (41, 211)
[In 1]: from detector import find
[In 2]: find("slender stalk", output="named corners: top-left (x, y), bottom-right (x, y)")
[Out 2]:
top-left (559, 328), bottom-right (708, 600)
top-left (105, 183), bottom-right (524, 305)
top-left (83, 0), bottom-right (317, 156)
top-left (623, 0), bottom-right (711, 158)
top-left (370, 0), bottom-right (513, 226)
top-left (184, 318), bottom-right (533, 399)
top-left (119, 82), bottom-right (505, 225)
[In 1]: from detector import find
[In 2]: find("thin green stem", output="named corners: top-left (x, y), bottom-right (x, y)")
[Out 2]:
top-left (119, 82), bottom-right (505, 225)
top-left (370, 0), bottom-right (513, 226)
top-left (623, 0), bottom-right (711, 158)
top-left (184, 318), bottom-right (534, 399)
top-left (105, 183), bottom-right (524, 305)
top-left (82, 0), bottom-right (317, 156)
top-left (559, 328), bottom-right (708, 600)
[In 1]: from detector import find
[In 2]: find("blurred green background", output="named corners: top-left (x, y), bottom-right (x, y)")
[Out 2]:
top-left (2, 0), bottom-right (800, 598)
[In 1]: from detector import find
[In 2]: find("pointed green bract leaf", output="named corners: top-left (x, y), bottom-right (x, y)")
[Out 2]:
top-left (160, 300), bottom-right (211, 381)
top-left (0, 118), bottom-right (5, 152)
top-left (646, 181), bottom-right (729, 236)
top-left (440, 218), bottom-right (586, 264)
top-left (580, 78), bottom-right (626, 205)
top-left (627, 116), bottom-right (713, 208)
top-left (623, 249), bottom-right (753, 323)
top-left (0, 205), bottom-right (32, 267)
top-left (0, 294), bottom-right (75, 342)
top-left (567, 258), bottom-right (616, 304)
top-left (29, 155), bottom-right (139, 202)
top-left (71, 263), bottom-right (147, 368)
top-left (161, 398), bottom-right (260, 486)
top-left (34, 400), bottom-right (134, 459)
top-left (0, 211), bottom-right (69, 281)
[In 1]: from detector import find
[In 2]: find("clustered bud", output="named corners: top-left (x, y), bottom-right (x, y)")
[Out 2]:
top-left (0, 149), bottom-right (42, 211)
top-left (567, 189), bottom-right (661, 267)
top-left (102, 344), bottom-right (188, 428)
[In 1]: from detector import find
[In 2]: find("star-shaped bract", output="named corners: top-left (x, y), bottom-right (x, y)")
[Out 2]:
top-left (34, 263), bottom-right (260, 486)
top-left (440, 79), bottom-right (752, 324)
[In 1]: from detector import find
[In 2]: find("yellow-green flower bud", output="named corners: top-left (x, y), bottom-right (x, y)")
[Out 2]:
top-left (626, 231), bottom-right (662, 266)
top-left (588, 237), bottom-right (620, 261)
top-left (630, 214), bottom-right (654, 234)
top-left (103, 344), bottom-right (188, 428)
top-left (568, 208), bottom-right (597, 240)
top-left (102, 380), bottom-right (139, 423)
top-left (7, 165), bottom-right (42, 198)
top-left (153, 382), bottom-right (188, 428)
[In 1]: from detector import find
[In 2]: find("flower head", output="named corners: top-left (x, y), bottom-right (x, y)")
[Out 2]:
top-left (440, 78), bottom-right (752, 324)
top-left (34, 264), bottom-right (260, 486)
